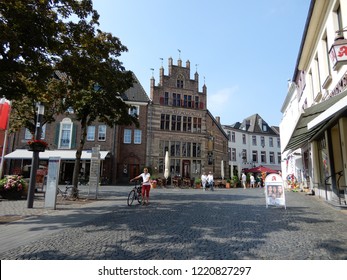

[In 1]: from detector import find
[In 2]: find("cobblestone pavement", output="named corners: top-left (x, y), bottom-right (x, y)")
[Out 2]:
top-left (0, 186), bottom-right (346, 260)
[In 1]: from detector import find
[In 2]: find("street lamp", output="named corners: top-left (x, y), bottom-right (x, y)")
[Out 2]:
top-left (27, 102), bottom-right (45, 208)
top-left (329, 29), bottom-right (347, 70)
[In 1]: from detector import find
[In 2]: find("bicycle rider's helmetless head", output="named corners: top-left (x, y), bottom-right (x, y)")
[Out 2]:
top-left (143, 168), bottom-right (148, 173)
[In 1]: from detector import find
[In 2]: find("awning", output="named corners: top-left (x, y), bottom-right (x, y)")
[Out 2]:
top-left (284, 90), bottom-right (347, 152)
top-left (4, 149), bottom-right (110, 160)
top-left (308, 94), bottom-right (347, 130)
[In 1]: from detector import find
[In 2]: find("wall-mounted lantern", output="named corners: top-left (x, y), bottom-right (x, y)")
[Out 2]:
top-left (329, 30), bottom-right (347, 70)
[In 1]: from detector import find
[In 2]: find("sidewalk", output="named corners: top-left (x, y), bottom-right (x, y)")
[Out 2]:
top-left (0, 185), bottom-right (125, 254)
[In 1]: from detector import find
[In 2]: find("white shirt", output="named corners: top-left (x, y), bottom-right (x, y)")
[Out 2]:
top-left (207, 174), bottom-right (214, 183)
top-left (140, 173), bottom-right (151, 186)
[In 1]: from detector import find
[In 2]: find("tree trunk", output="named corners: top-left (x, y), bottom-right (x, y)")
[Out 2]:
top-left (71, 118), bottom-right (87, 198)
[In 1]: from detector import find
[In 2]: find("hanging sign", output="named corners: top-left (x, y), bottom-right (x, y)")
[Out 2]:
top-left (265, 173), bottom-right (286, 209)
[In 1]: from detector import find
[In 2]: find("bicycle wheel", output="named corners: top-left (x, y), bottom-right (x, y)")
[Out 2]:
top-left (127, 190), bottom-right (136, 206)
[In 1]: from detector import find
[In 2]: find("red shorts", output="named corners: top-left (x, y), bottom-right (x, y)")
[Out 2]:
top-left (141, 184), bottom-right (151, 197)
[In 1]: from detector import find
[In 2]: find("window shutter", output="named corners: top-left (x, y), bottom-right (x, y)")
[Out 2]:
top-left (54, 124), bottom-right (60, 147)
top-left (71, 123), bottom-right (77, 148)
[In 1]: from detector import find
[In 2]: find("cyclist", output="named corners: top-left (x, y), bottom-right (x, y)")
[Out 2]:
top-left (130, 167), bottom-right (151, 206)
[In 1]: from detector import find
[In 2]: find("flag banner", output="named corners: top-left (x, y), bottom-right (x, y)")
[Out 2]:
top-left (0, 99), bottom-right (11, 130)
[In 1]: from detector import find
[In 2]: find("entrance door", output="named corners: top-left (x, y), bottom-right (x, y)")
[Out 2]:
top-left (182, 160), bottom-right (190, 178)
top-left (61, 162), bottom-right (74, 183)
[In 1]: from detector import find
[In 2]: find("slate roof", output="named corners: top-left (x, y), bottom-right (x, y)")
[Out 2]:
top-left (228, 114), bottom-right (278, 135)
top-left (121, 74), bottom-right (150, 103)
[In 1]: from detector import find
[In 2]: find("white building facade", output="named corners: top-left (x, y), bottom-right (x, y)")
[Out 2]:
top-left (281, 0), bottom-right (347, 205)
top-left (223, 114), bottom-right (281, 179)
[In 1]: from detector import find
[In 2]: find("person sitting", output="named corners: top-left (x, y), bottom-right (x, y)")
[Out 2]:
top-left (207, 171), bottom-right (214, 191)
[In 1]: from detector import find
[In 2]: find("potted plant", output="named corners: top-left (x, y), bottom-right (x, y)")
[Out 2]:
top-left (0, 175), bottom-right (28, 199)
top-left (150, 176), bottom-right (157, 189)
top-left (226, 178), bottom-right (231, 189)
top-left (27, 139), bottom-right (48, 152)
top-left (232, 175), bottom-right (239, 188)
top-left (195, 178), bottom-right (202, 188)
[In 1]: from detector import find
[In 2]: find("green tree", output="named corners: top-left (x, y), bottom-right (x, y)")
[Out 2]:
top-left (1, 1), bottom-right (139, 197)
top-left (0, 0), bottom-right (97, 101)
top-left (57, 18), bottom-right (139, 196)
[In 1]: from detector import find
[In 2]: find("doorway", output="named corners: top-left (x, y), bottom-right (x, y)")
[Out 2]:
top-left (182, 160), bottom-right (190, 178)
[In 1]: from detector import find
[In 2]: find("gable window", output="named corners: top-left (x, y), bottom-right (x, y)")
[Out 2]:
top-left (59, 118), bottom-right (73, 149)
top-left (124, 129), bottom-right (131, 144)
top-left (87, 126), bottom-right (95, 141)
top-left (129, 105), bottom-right (139, 117)
top-left (177, 79), bottom-right (183, 88)
top-left (269, 137), bottom-right (273, 147)
top-left (98, 125), bottom-right (106, 141)
top-left (134, 129), bottom-right (142, 144)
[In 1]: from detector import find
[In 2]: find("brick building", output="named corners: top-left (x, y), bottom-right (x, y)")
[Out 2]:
top-left (146, 57), bottom-right (228, 184)
top-left (4, 74), bottom-right (150, 185)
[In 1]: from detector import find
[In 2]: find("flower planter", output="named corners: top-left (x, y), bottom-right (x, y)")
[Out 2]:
top-left (0, 190), bottom-right (23, 200)
top-left (27, 140), bottom-right (48, 152)
top-left (28, 145), bottom-right (46, 152)
top-left (0, 175), bottom-right (28, 200)
top-left (226, 182), bottom-right (231, 189)
top-left (151, 181), bottom-right (157, 189)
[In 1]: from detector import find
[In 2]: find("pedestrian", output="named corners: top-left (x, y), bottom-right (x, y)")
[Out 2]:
top-left (250, 174), bottom-right (255, 188)
top-left (207, 171), bottom-right (214, 191)
top-left (241, 173), bottom-right (247, 189)
top-left (130, 167), bottom-right (151, 206)
top-left (256, 175), bottom-right (261, 188)
top-left (201, 172), bottom-right (207, 191)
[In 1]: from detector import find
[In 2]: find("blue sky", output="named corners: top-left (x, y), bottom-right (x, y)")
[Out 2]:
top-left (92, 0), bottom-right (310, 127)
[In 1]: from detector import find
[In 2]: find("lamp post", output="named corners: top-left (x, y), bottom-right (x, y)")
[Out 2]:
top-left (27, 102), bottom-right (45, 208)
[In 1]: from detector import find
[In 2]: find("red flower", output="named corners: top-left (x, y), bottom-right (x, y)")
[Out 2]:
top-left (27, 139), bottom-right (48, 147)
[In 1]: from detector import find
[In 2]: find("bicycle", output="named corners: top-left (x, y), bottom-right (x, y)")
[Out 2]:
top-left (127, 180), bottom-right (142, 206)
top-left (56, 181), bottom-right (79, 200)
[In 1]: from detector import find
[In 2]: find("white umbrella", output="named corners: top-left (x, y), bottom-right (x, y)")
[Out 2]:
top-left (164, 151), bottom-right (170, 179)
top-left (221, 160), bottom-right (224, 179)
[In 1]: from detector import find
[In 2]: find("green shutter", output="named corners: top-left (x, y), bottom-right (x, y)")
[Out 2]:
top-left (54, 124), bottom-right (60, 147)
top-left (71, 123), bottom-right (77, 148)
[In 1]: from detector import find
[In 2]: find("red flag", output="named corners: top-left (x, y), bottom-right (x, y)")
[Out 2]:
top-left (0, 100), bottom-right (10, 130)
